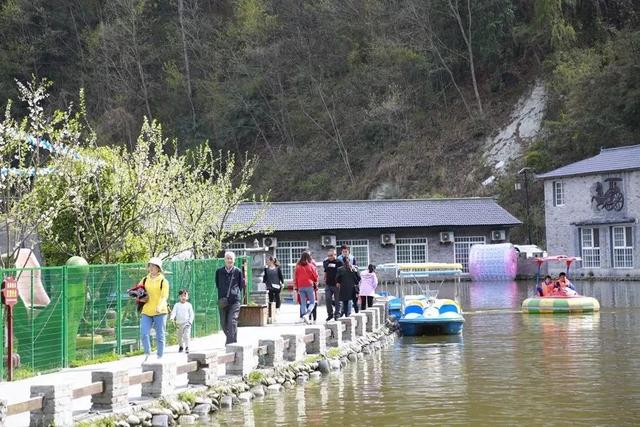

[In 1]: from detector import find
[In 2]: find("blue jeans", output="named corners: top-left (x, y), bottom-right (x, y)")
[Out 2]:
top-left (298, 287), bottom-right (316, 317)
top-left (141, 314), bottom-right (167, 357)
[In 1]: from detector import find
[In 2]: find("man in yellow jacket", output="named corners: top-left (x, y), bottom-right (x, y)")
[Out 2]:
top-left (140, 257), bottom-right (169, 362)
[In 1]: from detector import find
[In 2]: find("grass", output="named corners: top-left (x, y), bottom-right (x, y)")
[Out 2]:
top-left (13, 366), bottom-right (37, 380)
top-left (178, 391), bottom-right (197, 406)
top-left (304, 355), bottom-right (322, 364)
top-left (247, 370), bottom-right (267, 385)
top-left (70, 352), bottom-right (120, 368)
top-left (76, 417), bottom-right (117, 427)
top-left (326, 348), bottom-right (342, 358)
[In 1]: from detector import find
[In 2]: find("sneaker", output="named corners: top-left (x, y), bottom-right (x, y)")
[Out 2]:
top-left (178, 346), bottom-right (184, 353)
top-left (185, 347), bottom-right (189, 354)
top-left (302, 314), bottom-right (310, 324)
top-left (142, 354), bottom-right (149, 364)
top-left (326, 315), bottom-right (333, 322)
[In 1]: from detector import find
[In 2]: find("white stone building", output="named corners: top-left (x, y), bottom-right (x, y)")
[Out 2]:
top-left (537, 145), bottom-right (640, 278)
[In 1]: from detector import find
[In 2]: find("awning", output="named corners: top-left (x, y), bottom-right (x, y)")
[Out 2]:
top-left (571, 217), bottom-right (636, 226)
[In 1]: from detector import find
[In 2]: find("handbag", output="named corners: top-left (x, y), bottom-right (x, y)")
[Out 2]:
top-left (218, 274), bottom-right (234, 309)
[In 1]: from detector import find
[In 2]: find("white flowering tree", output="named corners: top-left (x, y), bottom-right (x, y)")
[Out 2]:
top-left (0, 79), bottom-right (86, 268)
top-left (161, 145), bottom-right (269, 259)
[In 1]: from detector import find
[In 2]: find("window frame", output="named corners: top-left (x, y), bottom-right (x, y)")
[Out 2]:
top-left (611, 226), bottom-right (633, 269)
top-left (223, 242), bottom-right (247, 258)
top-left (553, 181), bottom-right (564, 207)
top-left (579, 228), bottom-right (600, 269)
top-left (454, 236), bottom-right (487, 273)
top-left (275, 241), bottom-right (309, 281)
top-left (336, 239), bottom-right (370, 267)
top-left (395, 237), bottom-right (429, 264)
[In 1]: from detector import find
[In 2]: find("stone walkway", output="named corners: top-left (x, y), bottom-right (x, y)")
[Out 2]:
top-left (0, 303), bottom-right (319, 427)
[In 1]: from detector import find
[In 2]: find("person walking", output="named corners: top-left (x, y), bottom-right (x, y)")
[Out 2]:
top-left (336, 256), bottom-right (360, 318)
top-left (293, 251), bottom-right (319, 324)
top-left (337, 244), bottom-right (359, 313)
top-left (170, 289), bottom-right (194, 353)
top-left (215, 251), bottom-right (245, 344)
top-left (263, 256), bottom-right (284, 312)
top-left (139, 257), bottom-right (169, 362)
top-left (322, 248), bottom-right (343, 321)
top-left (359, 264), bottom-right (378, 310)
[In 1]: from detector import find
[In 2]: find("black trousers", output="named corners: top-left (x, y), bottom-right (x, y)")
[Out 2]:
top-left (360, 295), bottom-right (374, 311)
top-left (268, 288), bottom-right (281, 308)
top-left (220, 302), bottom-right (241, 344)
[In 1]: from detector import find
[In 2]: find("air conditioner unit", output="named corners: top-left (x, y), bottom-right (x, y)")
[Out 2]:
top-left (440, 231), bottom-right (454, 243)
top-left (262, 236), bottom-right (278, 248)
top-left (321, 235), bottom-right (336, 247)
top-left (491, 230), bottom-right (506, 241)
top-left (380, 233), bottom-right (396, 246)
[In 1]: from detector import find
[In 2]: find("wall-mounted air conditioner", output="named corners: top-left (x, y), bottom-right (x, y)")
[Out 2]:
top-left (262, 236), bottom-right (278, 248)
top-left (321, 235), bottom-right (336, 247)
top-left (440, 231), bottom-right (454, 243)
top-left (380, 233), bottom-right (396, 246)
top-left (491, 230), bottom-right (506, 241)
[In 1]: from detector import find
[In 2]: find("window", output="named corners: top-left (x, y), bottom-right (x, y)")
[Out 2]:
top-left (224, 242), bottom-right (246, 258)
top-left (336, 239), bottom-right (369, 266)
top-left (395, 238), bottom-right (428, 263)
top-left (612, 226), bottom-right (633, 268)
top-left (553, 181), bottom-right (564, 206)
top-left (580, 228), bottom-right (600, 268)
top-left (454, 236), bottom-right (486, 272)
top-left (275, 241), bottom-right (309, 280)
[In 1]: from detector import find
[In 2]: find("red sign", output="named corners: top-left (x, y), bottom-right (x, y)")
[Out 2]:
top-left (2, 277), bottom-right (18, 306)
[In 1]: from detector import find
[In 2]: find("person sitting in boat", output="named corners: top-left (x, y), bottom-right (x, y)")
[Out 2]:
top-left (537, 275), bottom-right (555, 296)
top-left (557, 272), bottom-right (576, 291)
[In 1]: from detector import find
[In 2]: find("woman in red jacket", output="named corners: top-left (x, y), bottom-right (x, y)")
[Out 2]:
top-left (293, 251), bottom-right (319, 324)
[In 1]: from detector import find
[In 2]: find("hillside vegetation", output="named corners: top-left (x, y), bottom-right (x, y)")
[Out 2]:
top-left (1, 0), bottom-right (639, 244)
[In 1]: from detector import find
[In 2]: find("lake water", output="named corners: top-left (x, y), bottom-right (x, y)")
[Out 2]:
top-left (211, 281), bottom-right (640, 426)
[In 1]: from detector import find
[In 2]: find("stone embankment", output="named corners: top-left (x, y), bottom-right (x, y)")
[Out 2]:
top-left (77, 324), bottom-right (395, 427)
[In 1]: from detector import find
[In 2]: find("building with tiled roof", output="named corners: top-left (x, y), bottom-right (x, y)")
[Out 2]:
top-left (538, 145), bottom-right (640, 277)
top-left (227, 198), bottom-right (521, 279)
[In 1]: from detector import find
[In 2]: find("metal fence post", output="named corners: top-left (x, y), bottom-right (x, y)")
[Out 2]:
top-left (61, 266), bottom-right (68, 368)
top-left (116, 264), bottom-right (122, 356)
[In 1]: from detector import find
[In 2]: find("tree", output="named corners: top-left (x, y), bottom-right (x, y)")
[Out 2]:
top-left (0, 78), bottom-right (86, 267)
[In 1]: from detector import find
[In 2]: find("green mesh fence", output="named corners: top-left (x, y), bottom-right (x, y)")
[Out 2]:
top-left (1, 257), bottom-right (249, 379)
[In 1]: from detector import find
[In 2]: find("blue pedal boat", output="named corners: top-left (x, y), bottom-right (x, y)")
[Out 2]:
top-left (397, 296), bottom-right (464, 336)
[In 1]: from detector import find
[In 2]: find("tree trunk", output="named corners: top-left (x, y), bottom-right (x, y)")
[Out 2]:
top-left (177, 0), bottom-right (197, 130)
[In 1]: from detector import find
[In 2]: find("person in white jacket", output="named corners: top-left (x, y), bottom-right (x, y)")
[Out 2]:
top-left (358, 264), bottom-right (379, 310)
top-left (170, 289), bottom-right (194, 353)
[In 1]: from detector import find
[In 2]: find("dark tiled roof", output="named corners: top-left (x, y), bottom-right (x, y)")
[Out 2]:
top-left (536, 145), bottom-right (640, 179)
top-left (231, 198), bottom-right (521, 232)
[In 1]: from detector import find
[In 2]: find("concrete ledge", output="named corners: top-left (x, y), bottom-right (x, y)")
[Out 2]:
top-left (259, 338), bottom-right (285, 367)
top-left (91, 369), bottom-right (129, 412)
top-left (338, 317), bottom-right (355, 342)
top-left (362, 309), bottom-right (378, 332)
top-left (187, 351), bottom-right (218, 386)
top-left (352, 313), bottom-right (367, 337)
top-left (304, 325), bottom-right (327, 354)
top-left (141, 361), bottom-right (176, 398)
top-left (281, 333), bottom-right (306, 361)
top-left (325, 322), bottom-right (342, 348)
top-left (225, 343), bottom-right (258, 376)
top-left (30, 384), bottom-right (73, 427)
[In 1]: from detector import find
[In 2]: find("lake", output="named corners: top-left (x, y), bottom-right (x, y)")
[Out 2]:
top-left (211, 281), bottom-right (640, 426)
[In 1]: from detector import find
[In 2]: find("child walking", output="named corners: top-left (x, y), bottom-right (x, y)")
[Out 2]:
top-left (170, 289), bottom-right (194, 353)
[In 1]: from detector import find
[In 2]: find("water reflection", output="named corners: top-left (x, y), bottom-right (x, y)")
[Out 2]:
top-left (215, 281), bottom-right (640, 426)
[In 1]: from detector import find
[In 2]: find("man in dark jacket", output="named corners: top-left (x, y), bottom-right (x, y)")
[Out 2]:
top-left (215, 251), bottom-right (246, 344)
top-left (336, 256), bottom-right (360, 318)
top-left (322, 248), bottom-right (343, 321)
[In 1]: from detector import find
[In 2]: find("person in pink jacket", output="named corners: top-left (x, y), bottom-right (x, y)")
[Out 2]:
top-left (358, 264), bottom-right (378, 310)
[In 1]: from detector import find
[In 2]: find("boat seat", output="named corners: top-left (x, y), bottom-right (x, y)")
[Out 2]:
top-left (439, 304), bottom-right (459, 314)
top-left (404, 305), bottom-right (424, 315)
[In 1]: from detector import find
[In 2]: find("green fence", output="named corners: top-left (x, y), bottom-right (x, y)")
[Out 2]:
top-left (0, 257), bottom-right (250, 379)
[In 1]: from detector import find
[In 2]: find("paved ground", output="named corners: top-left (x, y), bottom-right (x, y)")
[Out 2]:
top-left (0, 302), bottom-right (325, 426)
